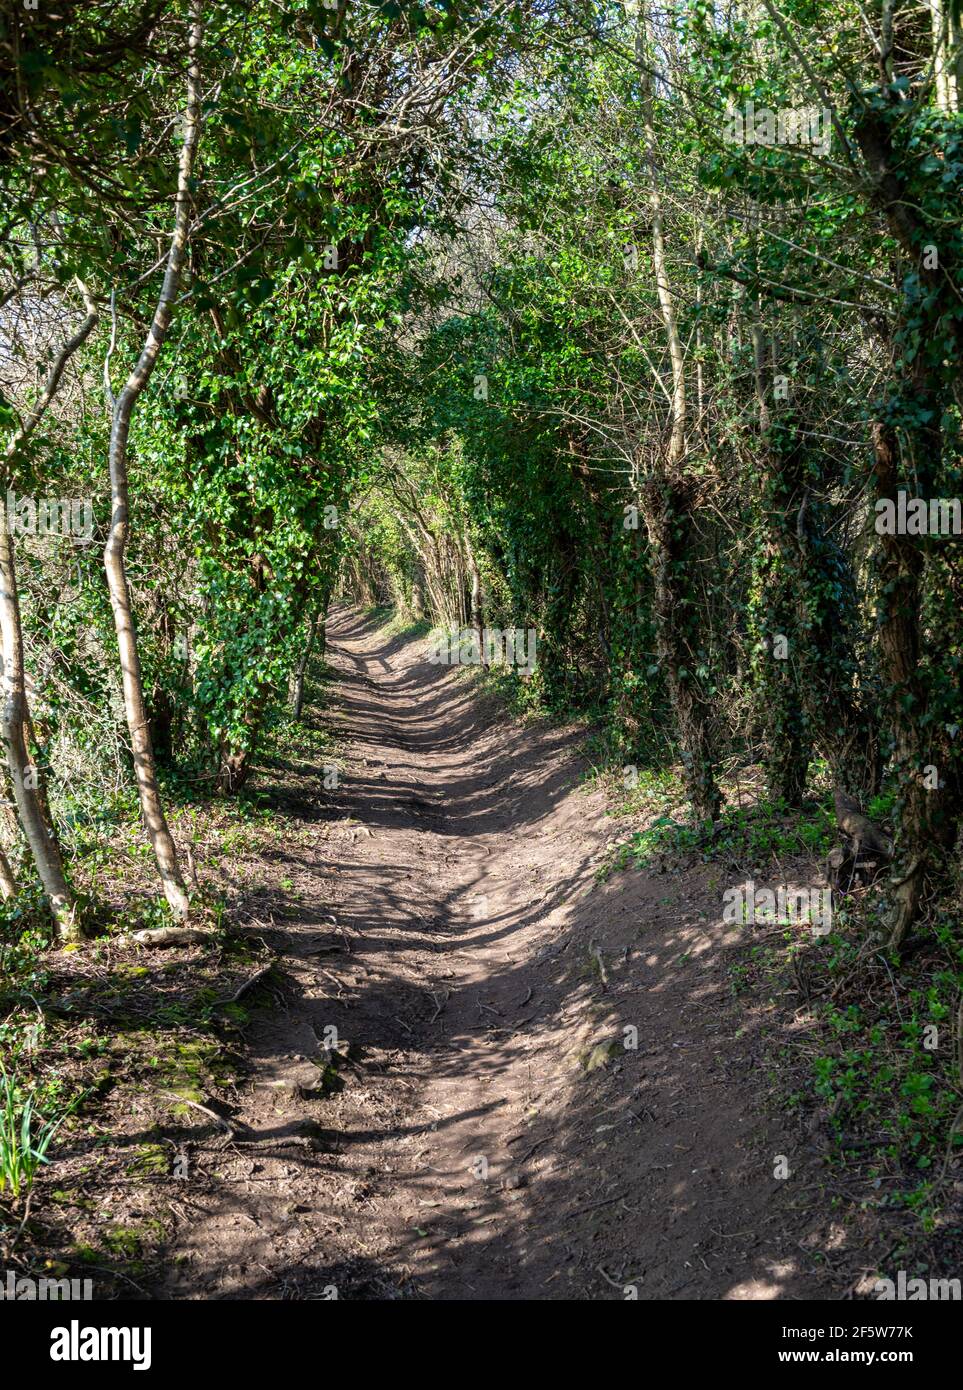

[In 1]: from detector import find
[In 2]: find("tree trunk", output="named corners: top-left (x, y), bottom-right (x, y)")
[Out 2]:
top-left (216, 684), bottom-right (270, 795)
top-left (102, 1), bottom-right (203, 918)
top-left (869, 420), bottom-right (951, 949)
top-left (217, 745), bottom-right (254, 796)
top-left (930, 0), bottom-right (958, 111)
top-left (0, 751), bottom-right (19, 898)
top-left (636, 0), bottom-right (721, 824)
top-left (0, 278), bottom-right (97, 934)
top-left (0, 516), bottom-right (75, 935)
top-left (750, 321), bottom-right (811, 806)
top-left (794, 490), bottom-right (880, 800)
top-left (0, 845), bottom-right (15, 900)
top-left (291, 608), bottom-right (321, 721)
top-left (410, 562), bottom-right (426, 621)
top-left (641, 479), bottom-right (722, 823)
top-left (464, 532), bottom-right (485, 663)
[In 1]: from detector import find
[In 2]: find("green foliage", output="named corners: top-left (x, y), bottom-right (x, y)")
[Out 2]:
top-left (0, 1064), bottom-right (78, 1201)
top-left (0, 0), bottom-right (962, 1269)
top-left (599, 795), bottom-right (836, 880)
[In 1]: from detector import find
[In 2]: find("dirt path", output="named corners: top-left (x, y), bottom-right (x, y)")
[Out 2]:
top-left (159, 606), bottom-right (838, 1301)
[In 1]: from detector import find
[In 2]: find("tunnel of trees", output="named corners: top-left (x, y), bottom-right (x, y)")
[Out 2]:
top-left (0, 0), bottom-right (961, 1311)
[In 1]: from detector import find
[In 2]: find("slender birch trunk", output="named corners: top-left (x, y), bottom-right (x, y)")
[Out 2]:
top-left (0, 279), bottom-right (98, 934)
top-left (0, 513), bottom-right (74, 934)
top-left (103, 1), bottom-right (203, 918)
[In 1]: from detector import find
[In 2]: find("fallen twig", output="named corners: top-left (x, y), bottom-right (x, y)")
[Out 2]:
top-left (215, 960), bottom-right (276, 1006)
top-left (158, 1091), bottom-right (237, 1142)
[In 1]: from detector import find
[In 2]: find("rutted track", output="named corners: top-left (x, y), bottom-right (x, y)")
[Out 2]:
top-left (157, 605), bottom-right (836, 1301)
